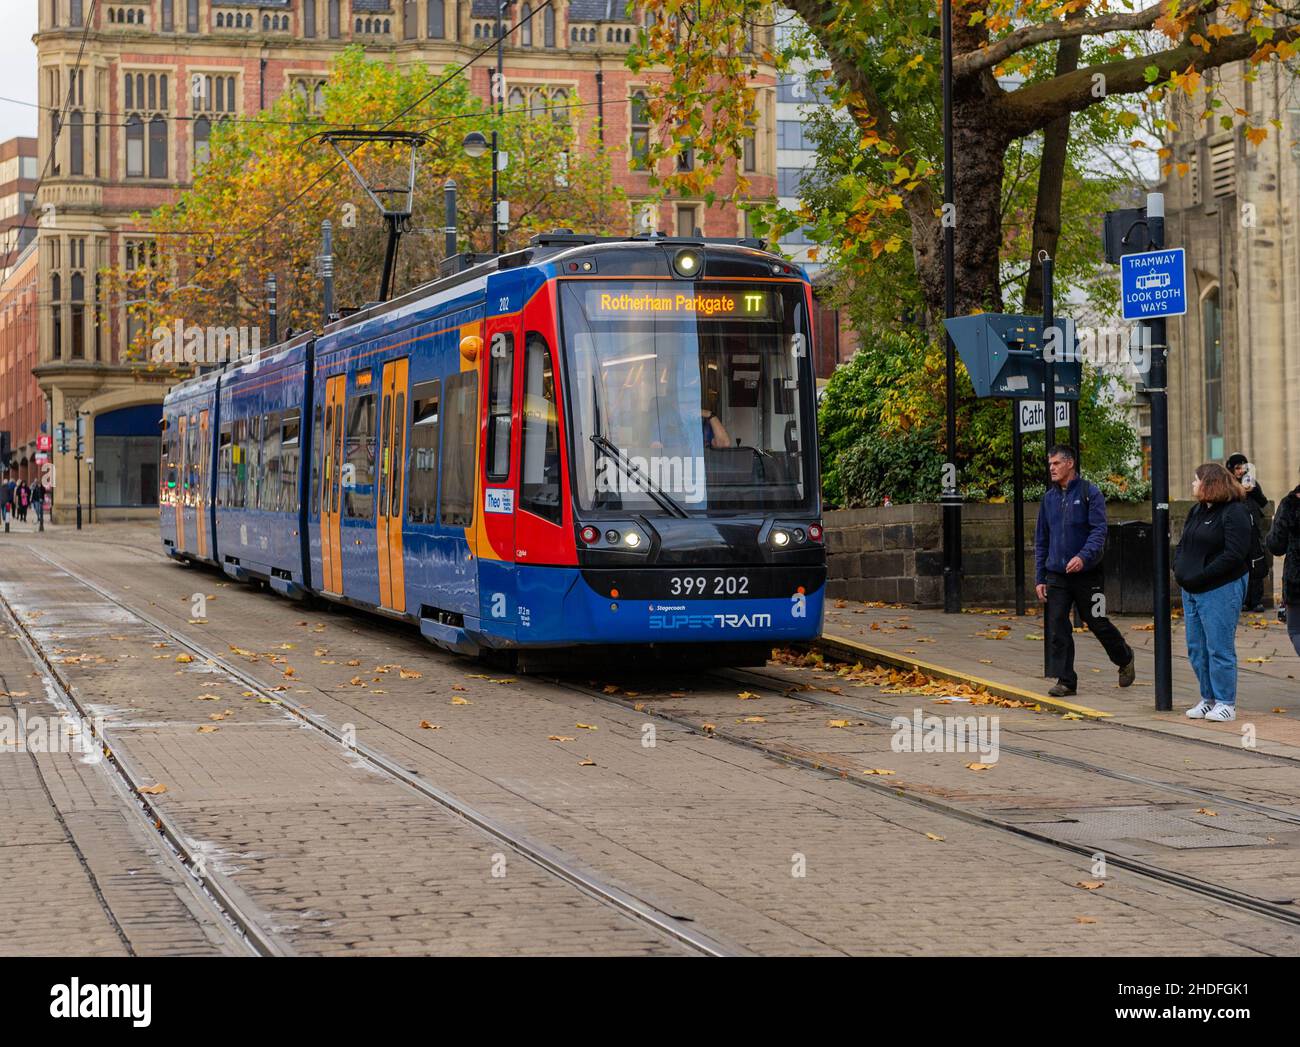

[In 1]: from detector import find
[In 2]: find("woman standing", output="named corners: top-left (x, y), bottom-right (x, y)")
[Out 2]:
top-left (1174, 464), bottom-right (1253, 721)
top-left (17, 480), bottom-right (29, 522)
top-left (1266, 466), bottom-right (1300, 658)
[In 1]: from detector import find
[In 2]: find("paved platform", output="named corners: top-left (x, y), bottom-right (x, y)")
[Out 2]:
top-left (820, 599), bottom-right (1300, 751)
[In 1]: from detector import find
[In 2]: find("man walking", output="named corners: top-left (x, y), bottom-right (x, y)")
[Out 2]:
top-left (1034, 444), bottom-right (1137, 697)
top-left (29, 477), bottom-right (46, 529)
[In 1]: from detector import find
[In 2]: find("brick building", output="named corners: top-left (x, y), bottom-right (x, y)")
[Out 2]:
top-left (0, 238), bottom-right (43, 484)
top-left (35, 1), bottom-right (778, 517)
top-left (0, 137), bottom-right (40, 277)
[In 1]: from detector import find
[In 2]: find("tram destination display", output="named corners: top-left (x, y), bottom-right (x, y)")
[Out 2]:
top-left (585, 285), bottom-right (774, 321)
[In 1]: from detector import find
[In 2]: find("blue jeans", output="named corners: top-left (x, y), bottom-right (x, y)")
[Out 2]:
top-left (1182, 575), bottom-right (1248, 705)
top-left (1288, 604), bottom-right (1300, 659)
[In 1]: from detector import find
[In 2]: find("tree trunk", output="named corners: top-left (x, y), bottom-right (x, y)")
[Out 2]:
top-left (912, 93), bottom-right (1010, 323)
top-left (1024, 29), bottom-right (1084, 314)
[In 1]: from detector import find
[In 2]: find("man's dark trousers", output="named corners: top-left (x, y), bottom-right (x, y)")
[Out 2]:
top-left (1045, 567), bottom-right (1133, 690)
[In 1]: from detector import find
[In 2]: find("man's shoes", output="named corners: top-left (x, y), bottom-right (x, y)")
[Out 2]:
top-left (1186, 700), bottom-right (1214, 719)
top-left (1118, 657), bottom-right (1136, 688)
top-left (1047, 682), bottom-right (1077, 698)
top-left (1204, 703), bottom-right (1236, 722)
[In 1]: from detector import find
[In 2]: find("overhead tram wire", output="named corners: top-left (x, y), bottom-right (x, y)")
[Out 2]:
top-left (192, 0), bottom-right (557, 276)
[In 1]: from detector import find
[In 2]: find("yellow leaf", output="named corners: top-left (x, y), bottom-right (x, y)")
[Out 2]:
top-left (924, 832), bottom-right (944, 841)
top-left (1196, 807), bottom-right (1218, 816)
top-left (548, 735), bottom-right (575, 742)
top-left (418, 720), bottom-right (441, 730)
top-left (575, 723), bottom-right (598, 730)
top-left (196, 725), bottom-right (219, 733)
top-left (175, 653), bottom-right (193, 663)
top-left (1075, 915), bottom-right (1097, 924)
top-left (194, 693), bottom-right (221, 701)
top-left (346, 659), bottom-right (361, 666)
top-left (966, 762), bottom-right (994, 771)
top-left (578, 759), bottom-right (596, 766)
top-left (701, 722), bottom-right (717, 734)
top-left (1245, 126), bottom-right (1269, 146)
top-left (1075, 881), bottom-right (1104, 890)
top-left (739, 716), bottom-right (766, 723)
top-left (737, 691), bottom-right (761, 700)
top-left (139, 783), bottom-right (168, 795)
top-left (862, 768), bottom-right (895, 776)
top-left (451, 696), bottom-right (471, 705)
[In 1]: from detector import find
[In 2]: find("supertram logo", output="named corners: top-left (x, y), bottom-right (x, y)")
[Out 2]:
top-left (648, 611), bottom-right (774, 630)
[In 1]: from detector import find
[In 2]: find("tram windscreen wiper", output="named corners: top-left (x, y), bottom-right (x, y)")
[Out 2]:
top-left (589, 434), bottom-right (689, 518)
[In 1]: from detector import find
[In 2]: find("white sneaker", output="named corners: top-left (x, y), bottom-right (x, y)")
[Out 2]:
top-left (1204, 703), bottom-right (1236, 722)
top-left (1186, 700), bottom-right (1214, 719)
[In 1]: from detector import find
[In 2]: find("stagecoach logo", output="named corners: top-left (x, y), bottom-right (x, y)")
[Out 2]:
top-left (152, 320), bottom-right (262, 367)
top-left (648, 612), bottom-right (772, 630)
top-left (596, 455), bottom-right (705, 503)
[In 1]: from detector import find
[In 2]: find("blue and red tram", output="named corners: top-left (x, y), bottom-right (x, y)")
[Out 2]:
top-left (160, 233), bottom-right (827, 667)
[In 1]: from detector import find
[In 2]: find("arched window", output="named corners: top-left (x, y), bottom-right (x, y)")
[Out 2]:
top-left (148, 114), bottom-right (167, 177)
top-left (384, 18), bottom-right (391, 32)
top-left (69, 111), bottom-right (84, 176)
top-left (1202, 287), bottom-right (1223, 460)
top-left (70, 273), bottom-right (85, 359)
top-left (215, 12), bottom-right (223, 27)
top-left (428, 0), bottom-right (444, 38)
top-left (528, 88), bottom-right (545, 119)
top-left (263, 14), bottom-right (270, 30)
top-left (507, 86), bottom-right (525, 111)
top-left (543, 6), bottom-right (554, 46)
top-left (474, 22), bottom-right (481, 38)
top-left (187, 0), bottom-right (199, 32)
top-left (570, 27), bottom-right (576, 41)
top-left (125, 114), bottom-right (144, 176)
top-left (551, 87), bottom-right (568, 123)
top-left (51, 274), bottom-right (62, 359)
top-left (328, 0), bottom-right (340, 38)
top-left (521, 3), bottom-right (532, 46)
top-left (194, 114), bottom-right (210, 168)
top-left (109, 8), bottom-right (116, 23)
top-left (630, 90), bottom-right (649, 168)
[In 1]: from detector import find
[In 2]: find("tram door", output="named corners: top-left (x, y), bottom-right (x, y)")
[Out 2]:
top-left (376, 358), bottom-right (409, 612)
top-left (175, 414), bottom-right (187, 552)
top-left (196, 410), bottom-right (210, 559)
top-left (321, 375), bottom-right (346, 593)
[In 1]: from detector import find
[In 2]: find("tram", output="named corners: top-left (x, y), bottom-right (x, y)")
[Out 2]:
top-left (160, 233), bottom-right (827, 667)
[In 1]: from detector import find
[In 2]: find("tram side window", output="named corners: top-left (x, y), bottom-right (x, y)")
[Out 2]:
top-left (162, 417), bottom-right (176, 503)
top-left (440, 371), bottom-right (477, 527)
top-left (520, 333), bottom-right (561, 524)
top-left (260, 411), bottom-right (282, 512)
top-left (188, 417), bottom-right (200, 503)
top-left (310, 403), bottom-right (323, 516)
top-left (406, 380), bottom-right (440, 524)
top-left (216, 424), bottom-right (232, 507)
top-left (486, 332), bottom-right (513, 481)
top-left (344, 393), bottom-right (376, 519)
top-left (231, 418), bottom-right (249, 509)
top-left (281, 410), bottom-right (301, 514)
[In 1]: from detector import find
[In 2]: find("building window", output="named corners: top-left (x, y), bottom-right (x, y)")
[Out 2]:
top-left (328, 0), bottom-right (340, 38)
top-left (677, 143), bottom-right (694, 172)
top-left (69, 111), bottom-right (84, 175)
top-left (403, 0), bottom-right (417, 38)
top-left (70, 272), bottom-right (85, 359)
top-left (304, 0), bottom-right (316, 37)
top-left (161, 0), bottom-right (173, 30)
top-left (743, 117), bottom-right (756, 173)
top-left (187, 0), bottom-right (198, 32)
top-left (125, 115), bottom-right (144, 177)
top-left (193, 115), bottom-right (211, 168)
top-left (521, 3), bottom-right (532, 46)
top-left (630, 90), bottom-right (649, 168)
top-left (1203, 288), bottom-right (1223, 461)
top-left (676, 204), bottom-right (697, 237)
top-left (543, 5), bottom-right (554, 46)
top-left (427, 0), bottom-right (444, 37)
top-left (70, 0), bottom-right (84, 26)
top-left (51, 273), bottom-right (62, 359)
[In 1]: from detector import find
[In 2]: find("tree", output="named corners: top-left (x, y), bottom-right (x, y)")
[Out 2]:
top-left (105, 47), bottom-right (626, 371)
top-left (630, 1), bottom-right (1300, 319)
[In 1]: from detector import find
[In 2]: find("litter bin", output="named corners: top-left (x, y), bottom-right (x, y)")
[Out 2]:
top-left (1102, 520), bottom-right (1154, 615)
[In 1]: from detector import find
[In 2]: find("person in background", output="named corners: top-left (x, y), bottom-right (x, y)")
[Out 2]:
top-left (16, 479), bottom-right (29, 522)
top-left (1034, 444), bottom-right (1137, 698)
top-left (1174, 463), bottom-right (1253, 721)
top-left (29, 477), bottom-right (46, 529)
top-left (1266, 464), bottom-right (1300, 658)
top-left (1, 475), bottom-right (13, 524)
top-left (1226, 452), bottom-right (1269, 612)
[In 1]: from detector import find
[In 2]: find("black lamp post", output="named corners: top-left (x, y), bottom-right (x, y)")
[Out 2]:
top-left (940, 0), bottom-right (962, 613)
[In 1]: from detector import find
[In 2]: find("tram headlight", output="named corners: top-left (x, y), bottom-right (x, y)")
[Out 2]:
top-left (771, 529), bottom-right (791, 548)
top-left (623, 532), bottom-right (642, 549)
top-left (673, 248), bottom-right (703, 278)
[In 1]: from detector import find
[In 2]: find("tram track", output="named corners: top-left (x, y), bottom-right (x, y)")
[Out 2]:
top-left (15, 544), bottom-right (737, 958)
top-left (536, 669), bottom-right (1300, 930)
top-left (24, 535), bottom-right (1300, 941)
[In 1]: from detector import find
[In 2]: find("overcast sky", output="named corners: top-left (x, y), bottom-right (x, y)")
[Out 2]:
top-left (0, 4), bottom-right (38, 142)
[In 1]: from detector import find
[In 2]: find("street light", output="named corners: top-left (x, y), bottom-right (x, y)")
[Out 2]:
top-left (462, 130), bottom-right (507, 254)
top-left (461, 131), bottom-right (488, 159)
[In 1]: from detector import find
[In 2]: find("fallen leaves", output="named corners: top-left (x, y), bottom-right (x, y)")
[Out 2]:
top-left (578, 759), bottom-right (596, 767)
top-left (861, 768), bottom-right (896, 776)
top-left (196, 725), bottom-right (219, 734)
top-left (575, 723), bottom-right (598, 731)
top-left (1074, 915), bottom-right (1097, 925)
top-left (193, 693), bottom-right (222, 702)
top-left (965, 762), bottom-right (994, 771)
top-left (737, 691), bottom-right (761, 700)
top-left (450, 696), bottom-right (472, 706)
top-left (739, 716), bottom-right (766, 724)
top-left (924, 832), bottom-right (944, 841)
top-left (1196, 807), bottom-right (1218, 817)
top-left (1074, 881), bottom-right (1104, 891)
top-left (175, 653), bottom-right (194, 664)
top-left (139, 783), bottom-right (168, 795)
top-left (548, 734), bottom-right (575, 742)
top-left (418, 720), bottom-right (441, 730)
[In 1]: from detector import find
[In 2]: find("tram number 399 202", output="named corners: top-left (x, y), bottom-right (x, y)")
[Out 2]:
top-left (669, 575), bottom-right (751, 597)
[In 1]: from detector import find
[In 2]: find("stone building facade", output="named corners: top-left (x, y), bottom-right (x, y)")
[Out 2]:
top-left (34, 1), bottom-right (778, 518)
top-left (1162, 58), bottom-right (1300, 502)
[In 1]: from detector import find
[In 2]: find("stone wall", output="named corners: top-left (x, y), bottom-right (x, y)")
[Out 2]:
top-left (825, 501), bottom-right (1274, 610)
